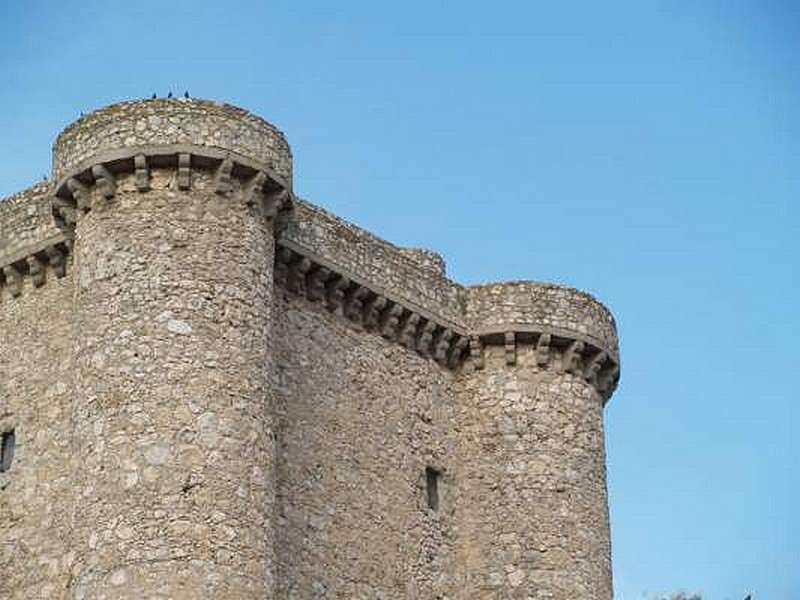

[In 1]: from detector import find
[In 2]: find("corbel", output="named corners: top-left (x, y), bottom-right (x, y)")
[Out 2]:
top-left (597, 363), bottom-right (620, 396)
top-left (380, 303), bottom-right (404, 340)
top-left (52, 197), bottom-right (77, 229)
top-left (448, 335), bottom-right (469, 369)
top-left (325, 275), bottom-right (350, 313)
top-left (504, 331), bottom-right (516, 366)
top-left (2, 265), bottom-right (22, 298)
top-left (66, 178), bottom-right (91, 212)
top-left (177, 153), bottom-right (191, 190)
top-left (45, 246), bottom-right (67, 278)
top-left (242, 172), bottom-right (267, 207)
top-left (469, 336), bottom-right (484, 370)
top-left (274, 247), bottom-right (293, 287)
top-left (306, 266), bottom-right (331, 302)
top-left (264, 189), bottom-right (290, 219)
top-left (584, 351), bottom-right (607, 385)
top-left (362, 295), bottom-right (387, 331)
top-left (417, 321), bottom-right (437, 357)
top-left (91, 164), bottom-right (116, 200)
top-left (287, 256), bottom-right (311, 296)
top-left (399, 313), bottom-right (421, 348)
top-left (27, 256), bottom-right (45, 288)
top-left (562, 340), bottom-right (584, 375)
top-left (134, 154), bottom-right (150, 192)
top-left (344, 285), bottom-right (369, 326)
top-left (433, 328), bottom-right (454, 365)
top-left (214, 156), bottom-right (235, 195)
top-left (535, 333), bottom-right (551, 367)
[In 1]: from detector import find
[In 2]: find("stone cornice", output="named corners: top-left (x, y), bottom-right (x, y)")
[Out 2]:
top-left (50, 145), bottom-right (293, 233)
top-left (275, 242), bottom-right (471, 369)
top-left (0, 234), bottom-right (71, 299)
top-left (466, 330), bottom-right (620, 401)
top-left (275, 240), bottom-right (620, 400)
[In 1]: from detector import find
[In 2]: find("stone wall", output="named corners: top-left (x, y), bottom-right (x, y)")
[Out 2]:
top-left (0, 97), bottom-right (621, 599)
top-left (0, 269), bottom-right (75, 600)
top-left (273, 290), bottom-right (456, 599)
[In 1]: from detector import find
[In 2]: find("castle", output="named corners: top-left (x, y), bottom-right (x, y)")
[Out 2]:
top-left (0, 99), bottom-right (620, 599)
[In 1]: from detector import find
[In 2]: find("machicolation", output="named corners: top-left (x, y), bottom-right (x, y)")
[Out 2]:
top-left (0, 98), bottom-right (620, 599)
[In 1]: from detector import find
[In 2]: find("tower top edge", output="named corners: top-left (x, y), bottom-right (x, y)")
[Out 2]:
top-left (52, 98), bottom-right (292, 183)
top-left (465, 280), bottom-right (619, 357)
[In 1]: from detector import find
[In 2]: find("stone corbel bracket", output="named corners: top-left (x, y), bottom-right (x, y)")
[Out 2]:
top-left (0, 235), bottom-right (72, 300)
top-left (275, 241), bottom-right (471, 369)
top-left (469, 327), bottom-right (620, 402)
top-left (51, 144), bottom-right (294, 233)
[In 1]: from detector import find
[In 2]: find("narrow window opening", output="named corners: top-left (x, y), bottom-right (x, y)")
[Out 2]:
top-left (425, 466), bottom-right (441, 511)
top-left (0, 430), bottom-right (15, 473)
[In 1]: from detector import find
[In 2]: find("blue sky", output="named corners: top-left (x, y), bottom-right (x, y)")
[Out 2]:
top-left (1, 2), bottom-right (798, 598)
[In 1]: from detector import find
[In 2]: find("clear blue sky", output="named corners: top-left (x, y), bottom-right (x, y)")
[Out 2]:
top-left (1, 2), bottom-right (797, 598)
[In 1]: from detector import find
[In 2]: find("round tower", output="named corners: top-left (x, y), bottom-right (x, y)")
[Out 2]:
top-left (454, 282), bottom-right (620, 599)
top-left (51, 99), bottom-right (292, 598)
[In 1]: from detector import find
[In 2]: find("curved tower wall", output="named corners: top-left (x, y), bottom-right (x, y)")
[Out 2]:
top-left (52, 100), bottom-right (292, 598)
top-left (454, 282), bottom-right (619, 598)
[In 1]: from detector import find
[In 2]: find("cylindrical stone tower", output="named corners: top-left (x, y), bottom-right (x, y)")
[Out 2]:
top-left (454, 282), bottom-right (620, 599)
top-left (51, 99), bottom-right (292, 598)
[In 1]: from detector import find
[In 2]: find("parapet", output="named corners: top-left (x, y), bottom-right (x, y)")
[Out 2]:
top-left (53, 98), bottom-right (292, 183)
top-left (398, 247), bottom-right (447, 277)
top-left (280, 200), bottom-right (463, 327)
top-left (0, 183), bottom-right (69, 296)
top-left (467, 281), bottom-right (618, 356)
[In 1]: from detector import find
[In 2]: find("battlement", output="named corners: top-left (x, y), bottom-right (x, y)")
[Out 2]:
top-left (0, 99), bottom-right (620, 599)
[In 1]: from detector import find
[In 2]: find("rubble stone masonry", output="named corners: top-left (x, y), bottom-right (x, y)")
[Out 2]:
top-left (0, 99), bottom-right (620, 599)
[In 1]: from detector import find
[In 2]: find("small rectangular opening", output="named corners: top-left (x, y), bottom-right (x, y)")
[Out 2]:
top-left (0, 430), bottom-right (15, 473)
top-left (425, 466), bottom-right (441, 511)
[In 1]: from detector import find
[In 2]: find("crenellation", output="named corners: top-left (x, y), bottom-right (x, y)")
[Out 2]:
top-left (1, 97), bottom-right (621, 600)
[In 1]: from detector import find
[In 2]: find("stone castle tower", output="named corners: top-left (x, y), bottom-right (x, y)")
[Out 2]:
top-left (0, 99), bottom-right (620, 599)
